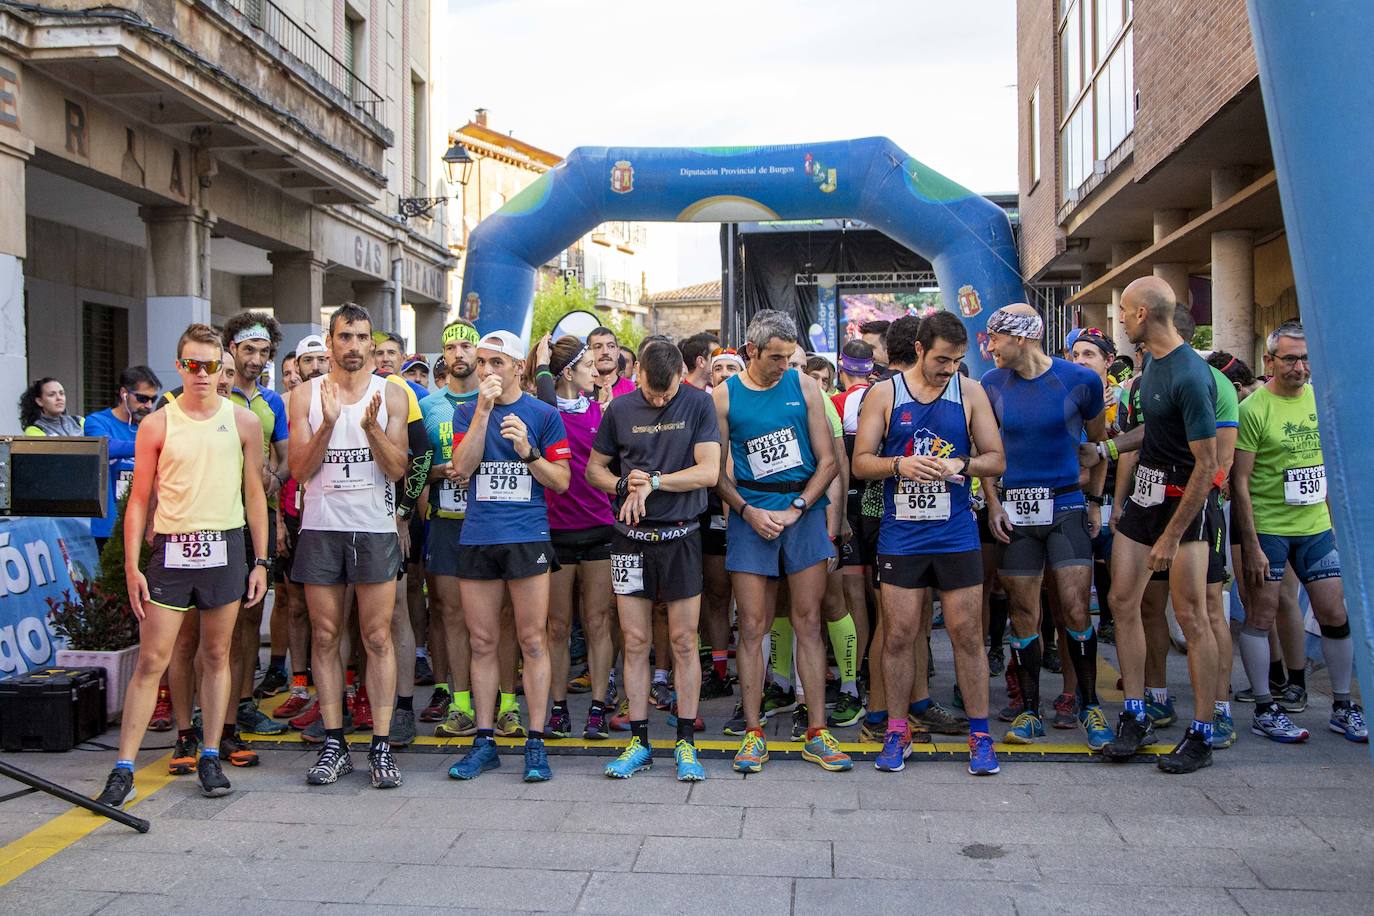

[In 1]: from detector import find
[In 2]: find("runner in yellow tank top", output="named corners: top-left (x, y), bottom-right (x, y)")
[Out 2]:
top-left (94, 324), bottom-right (269, 809)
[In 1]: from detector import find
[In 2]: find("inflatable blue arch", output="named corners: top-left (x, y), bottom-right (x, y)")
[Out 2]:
top-left (458, 137), bottom-right (1023, 376)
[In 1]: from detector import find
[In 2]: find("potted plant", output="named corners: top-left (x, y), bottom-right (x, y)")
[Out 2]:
top-left (47, 490), bottom-right (146, 722)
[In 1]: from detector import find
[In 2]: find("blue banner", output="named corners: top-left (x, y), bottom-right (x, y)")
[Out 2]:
top-left (0, 517), bottom-right (99, 676)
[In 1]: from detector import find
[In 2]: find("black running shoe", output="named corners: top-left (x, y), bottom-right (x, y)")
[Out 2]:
top-left (306, 740), bottom-right (354, 785)
top-left (1103, 713), bottom-right (1155, 762)
top-left (197, 755), bottom-right (232, 797)
top-left (95, 767), bottom-right (136, 808)
top-left (369, 747), bottom-right (403, 789)
top-left (699, 669), bottom-right (732, 700)
top-left (723, 702), bottom-right (748, 736)
top-left (253, 666), bottom-right (289, 699)
top-left (987, 647), bottom-right (1005, 677)
top-left (1042, 644), bottom-right (1062, 674)
top-left (1157, 730), bottom-right (1213, 774)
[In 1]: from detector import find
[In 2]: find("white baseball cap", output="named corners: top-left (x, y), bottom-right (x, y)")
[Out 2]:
top-left (477, 330), bottom-right (526, 360)
top-left (296, 334), bottom-right (327, 354)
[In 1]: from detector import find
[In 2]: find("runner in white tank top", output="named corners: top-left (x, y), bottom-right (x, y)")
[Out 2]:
top-left (288, 304), bottom-right (411, 790)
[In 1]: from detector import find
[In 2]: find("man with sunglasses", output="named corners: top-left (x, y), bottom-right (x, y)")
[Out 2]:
top-left (1231, 321), bottom-right (1366, 744)
top-left (94, 323), bottom-right (270, 808)
top-left (85, 365), bottom-right (162, 555)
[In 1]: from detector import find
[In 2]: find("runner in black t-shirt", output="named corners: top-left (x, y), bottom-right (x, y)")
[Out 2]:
top-left (587, 339), bottom-right (722, 782)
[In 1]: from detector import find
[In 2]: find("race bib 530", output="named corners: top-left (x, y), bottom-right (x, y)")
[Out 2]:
top-left (1284, 465), bottom-right (1326, 506)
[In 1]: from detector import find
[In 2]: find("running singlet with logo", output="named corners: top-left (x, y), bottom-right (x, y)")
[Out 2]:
top-left (1237, 384), bottom-right (1329, 537)
top-left (594, 385), bottom-right (718, 524)
top-left (301, 374), bottom-right (395, 533)
top-left (878, 373), bottom-right (977, 555)
top-left (1131, 344), bottom-right (1217, 487)
top-left (420, 387), bottom-right (479, 520)
top-left (83, 407), bottom-right (139, 539)
top-left (153, 397), bottom-right (245, 534)
top-left (726, 369), bottom-right (825, 512)
top-left (981, 357), bottom-right (1104, 517)
top-left (453, 393), bottom-right (571, 545)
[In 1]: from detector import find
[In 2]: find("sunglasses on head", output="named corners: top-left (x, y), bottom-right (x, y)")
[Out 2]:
top-left (711, 346), bottom-right (739, 357)
top-left (176, 358), bottom-right (222, 375)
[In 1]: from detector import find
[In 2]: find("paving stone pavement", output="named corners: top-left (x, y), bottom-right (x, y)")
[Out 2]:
top-left (0, 639), bottom-right (1370, 914)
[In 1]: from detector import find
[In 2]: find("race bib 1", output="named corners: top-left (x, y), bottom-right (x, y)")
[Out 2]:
top-left (164, 531), bottom-right (227, 569)
top-left (1131, 466), bottom-right (1166, 508)
top-left (1004, 486), bottom-right (1053, 527)
top-left (474, 461), bottom-right (532, 502)
top-left (895, 480), bottom-right (950, 522)
top-left (611, 553), bottom-right (644, 595)
top-left (320, 448), bottom-right (375, 491)
top-left (745, 428), bottom-right (803, 478)
top-left (115, 469), bottom-right (134, 501)
top-left (1284, 465), bottom-right (1326, 506)
top-left (437, 478), bottom-right (468, 514)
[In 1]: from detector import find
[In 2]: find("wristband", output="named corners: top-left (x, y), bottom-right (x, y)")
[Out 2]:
top-left (1106, 439), bottom-right (1119, 461)
top-left (892, 456), bottom-right (901, 477)
top-left (616, 475), bottom-right (630, 500)
top-left (535, 369), bottom-right (554, 381)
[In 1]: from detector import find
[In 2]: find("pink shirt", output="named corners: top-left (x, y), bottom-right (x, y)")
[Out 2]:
top-left (547, 401), bottom-right (616, 532)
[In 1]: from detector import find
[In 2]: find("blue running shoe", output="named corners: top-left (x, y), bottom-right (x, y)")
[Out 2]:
top-left (1003, 711), bottom-right (1045, 745)
top-left (1330, 703), bottom-right (1368, 743)
top-left (674, 740), bottom-right (706, 782)
top-left (874, 729), bottom-right (912, 772)
top-left (449, 736), bottom-right (500, 779)
top-left (605, 737), bottom-right (653, 779)
top-left (1079, 705), bottom-right (1115, 751)
top-left (968, 733), bottom-right (1000, 776)
top-left (1145, 696), bottom-right (1176, 728)
top-left (1212, 713), bottom-right (1237, 749)
top-left (523, 737), bottom-right (552, 782)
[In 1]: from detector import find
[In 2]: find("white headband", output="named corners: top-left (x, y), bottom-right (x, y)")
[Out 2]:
top-left (233, 324), bottom-right (271, 345)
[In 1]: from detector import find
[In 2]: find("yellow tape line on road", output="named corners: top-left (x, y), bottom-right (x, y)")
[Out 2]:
top-left (0, 754), bottom-right (174, 888)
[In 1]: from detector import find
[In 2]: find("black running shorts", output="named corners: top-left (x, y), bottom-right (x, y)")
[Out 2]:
top-left (147, 528), bottom-right (248, 611)
top-left (456, 541), bottom-right (558, 581)
top-left (877, 549), bottom-right (983, 592)
top-left (611, 527), bottom-right (703, 603)
top-left (1000, 508), bottom-right (1094, 576)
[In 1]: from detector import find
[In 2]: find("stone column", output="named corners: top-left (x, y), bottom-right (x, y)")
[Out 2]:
top-left (269, 252), bottom-right (325, 379)
top-left (413, 301), bottom-right (449, 355)
top-left (1079, 263), bottom-right (1108, 330)
top-left (0, 132), bottom-right (33, 433)
top-left (1211, 168), bottom-right (1256, 361)
top-left (1150, 208), bottom-right (1191, 312)
top-left (141, 206), bottom-right (216, 390)
top-left (352, 279), bottom-right (396, 337)
top-left (1107, 243), bottom-right (1144, 359)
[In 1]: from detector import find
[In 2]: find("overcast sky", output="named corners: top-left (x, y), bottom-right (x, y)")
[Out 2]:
top-left (437, 0), bottom-right (1017, 291)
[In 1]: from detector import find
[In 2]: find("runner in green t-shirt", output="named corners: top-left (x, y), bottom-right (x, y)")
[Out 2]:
top-left (1231, 321), bottom-right (1365, 744)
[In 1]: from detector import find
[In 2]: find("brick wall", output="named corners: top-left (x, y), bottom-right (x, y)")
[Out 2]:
top-left (1016, 0), bottom-right (1063, 280)
top-left (1133, 0), bottom-right (1257, 177)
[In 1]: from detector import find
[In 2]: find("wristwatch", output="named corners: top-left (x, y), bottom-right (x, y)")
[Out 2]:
top-left (253, 558), bottom-right (272, 571)
top-left (520, 446), bottom-right (542, 464)
top-left (958, 455), bottom-right (971, 476)
top-left (791, 496), bottom-right (808, 511)
top-left (650, 472), bottom-right (662, 491)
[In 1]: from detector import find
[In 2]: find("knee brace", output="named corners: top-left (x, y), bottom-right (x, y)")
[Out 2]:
top-left (1319, 620), bottom-right (1351, 639)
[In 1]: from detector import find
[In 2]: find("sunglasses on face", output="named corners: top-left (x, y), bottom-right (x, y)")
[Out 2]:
top-left (176, 358), bottom-right (222, 375)
top-left (129, 392), bottom-right (158, 405)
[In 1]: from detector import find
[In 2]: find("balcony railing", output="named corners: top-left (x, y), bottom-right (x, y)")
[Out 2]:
top-left (218, 0), bottom-right (383, 121)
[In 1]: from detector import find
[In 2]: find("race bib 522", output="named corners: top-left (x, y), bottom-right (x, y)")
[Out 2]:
top-left (745, 428), bottom-right (803, 479)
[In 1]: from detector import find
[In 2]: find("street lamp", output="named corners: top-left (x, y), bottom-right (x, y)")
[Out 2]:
top-left (398, 142), bottom-right (474, 221)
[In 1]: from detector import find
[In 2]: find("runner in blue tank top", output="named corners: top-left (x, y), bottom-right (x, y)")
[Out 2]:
top-left (852, 312), bottom-right (1006, 777)
top-left (713, 309), bottom-right (851, 775)
top-left (981, 304), bottom-right (1113, 751)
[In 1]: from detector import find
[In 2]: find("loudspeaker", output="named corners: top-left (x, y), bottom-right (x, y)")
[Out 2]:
top-left (0, 436), bottom-right (107, 518)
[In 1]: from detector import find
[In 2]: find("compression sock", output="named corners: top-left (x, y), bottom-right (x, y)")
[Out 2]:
top-left (1065, 624), bottom-right (1098, 707)
top-left (769, 618), bottom-right (794, 690)
top-left (712, 650), bottom-right (729, 680)
top-left (1007, 633), bottom-right (1042, 716)
top-left (1320, 621), bottom-right (1354, 701)
top-left (988, 594), bottom-right (1010, 650)
top-left (1238, 626), bottom-right (1273, 706)
top-left (499, 692), bottom-right (518, 715)
top-left (826, 614), bottom-right (859, 696)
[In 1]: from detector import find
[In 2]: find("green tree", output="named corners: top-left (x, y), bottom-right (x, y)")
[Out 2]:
top-left (1193, 324), bottom-right (1213, 351)
top-left (531, 280), bottom-right (645, 351)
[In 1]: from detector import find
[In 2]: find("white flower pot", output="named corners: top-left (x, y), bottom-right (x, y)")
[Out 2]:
top-left (55, 646), bottom-right (140, 722)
